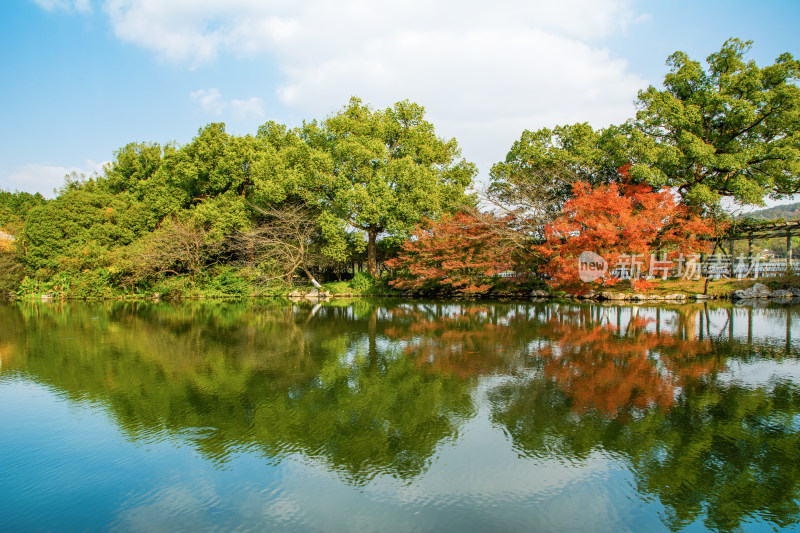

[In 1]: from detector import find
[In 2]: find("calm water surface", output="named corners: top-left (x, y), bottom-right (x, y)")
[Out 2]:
top-left (1, 299), bottom-right (799, 532)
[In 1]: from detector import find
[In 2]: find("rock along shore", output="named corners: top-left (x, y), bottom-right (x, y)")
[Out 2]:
top-left (532, 283), bottom-right (800, 303)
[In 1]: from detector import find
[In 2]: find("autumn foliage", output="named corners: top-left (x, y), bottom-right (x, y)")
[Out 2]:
top-left (537, 173), bottom-right (722, 292)
top-left (386, 212), bottom-right (519, 295)
top-left (384, 306), bottom-right (516, 379)
top-left (381, 303), bottom-right (722, 418)
top-left (538, 311), bottom-right (720, 418)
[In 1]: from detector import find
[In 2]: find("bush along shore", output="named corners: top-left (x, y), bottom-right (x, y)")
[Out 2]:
top-left (9, 275), bottom-right (800, 304)
top-left (8, 279), bottom-right (537, 302)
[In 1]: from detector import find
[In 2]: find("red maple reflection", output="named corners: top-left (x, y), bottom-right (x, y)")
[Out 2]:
top-left (538, 308), bottom-right (721, 416)
top-left (384, 305), bottom-right (722, 417)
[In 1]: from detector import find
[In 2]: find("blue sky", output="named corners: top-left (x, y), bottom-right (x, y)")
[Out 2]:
top-left (1, 0), bottom-right (798, 199)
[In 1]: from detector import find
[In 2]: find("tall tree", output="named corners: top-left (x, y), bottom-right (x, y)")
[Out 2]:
top-left (492, 39), bottom-right (800, 212)
top-left (103, 142), bottom-right (166, 195)
top-left (0, 190), bottom-right (47, 237)
top-left (630, 38), bottom-right (800, 207)
top-left (486, 123), bottom-right (631, 238)
top-left (302, 97), bottom-right (476, 276)
top-left (22, 183), bottom-right (151, 276)
top-left (0, 231), bottom-right (24, 297)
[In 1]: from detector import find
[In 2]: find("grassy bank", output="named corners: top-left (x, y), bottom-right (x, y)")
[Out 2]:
top-left (11, 269), bottom-right (400, 301)
top-left (11, 268), bottom-right (800, 302)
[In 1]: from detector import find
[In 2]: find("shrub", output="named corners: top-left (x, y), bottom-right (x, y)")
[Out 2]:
top-left (350, 272), bottom-right (376, 293)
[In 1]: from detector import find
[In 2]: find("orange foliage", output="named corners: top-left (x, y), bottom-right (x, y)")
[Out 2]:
top-left (536, 174), bottom-right (723, 293)
top-left (0, 233), bottom-right (14, 253)
top-left (384, 306), bottom-right (516, 379)
top-left (537, 311), bottom-right (721, 417)
top-left (387, 212), bottom-right (518, 295)
top-left (383, 304), bottom-right (722, 414)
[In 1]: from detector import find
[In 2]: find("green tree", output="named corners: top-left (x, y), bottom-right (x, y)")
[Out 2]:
top-left (487, 123), bottom-right (624, 231)
top-left (22, 183), bottom-right (151, 276)
top-left (101, 142), bottom-right (185, 229)
top-left (303, 97), bottom-right (476, 276)
top-left (492, 39), bottom-right (800, 214)
top-left (0, 189), bottom-right (47, 237)
top-left (103, 142), bottom-right (166, 195)
top-left (153, 124), bottom-right (258, 237)
top-left (631, 38), bottom-right (800, 207)
top-left (0, 236), bottom-right (24, 297)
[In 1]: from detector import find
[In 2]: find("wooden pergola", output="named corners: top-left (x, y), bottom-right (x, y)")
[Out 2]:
top-left (723, 219), bottom-right (800, 263)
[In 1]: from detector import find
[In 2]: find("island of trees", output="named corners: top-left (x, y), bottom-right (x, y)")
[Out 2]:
top-left (1, 39), bottom-right (798, 299)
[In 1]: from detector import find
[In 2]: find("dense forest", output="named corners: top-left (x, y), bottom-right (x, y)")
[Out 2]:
top-left (0, 98), bottom-right (477, 298)
top-left (1, 39), bottom-right (798, 299)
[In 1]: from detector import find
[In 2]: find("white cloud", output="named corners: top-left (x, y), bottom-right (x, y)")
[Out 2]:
top-left (190, 88), bottom-right (265, 120)
top-left (101, 0), bottom-right (637, 63)
top-left (274, 28), bottom-right (644, 174)
top-left (190, 88), bottom-right (225, 115)
top-left (229, 97), bottom-right (266, 120)
top-left (96, 1), bottom-right (646, 174)
top-left (32, 0), bottom-right (92, 13)
top-left (4, 160), bottom-right (107, 198)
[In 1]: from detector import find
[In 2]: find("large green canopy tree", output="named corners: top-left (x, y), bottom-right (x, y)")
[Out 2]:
top-left (102, 124), bottom-right (311, 239)
top-left (0, 190), bottom-right (47, 236)
top-left (22, 183), bottom-right (152, 275)
top-left (491, 39), bottom-right (800, 212)
top-left (632, 38), bottom-right (800, 206)
top-left (302, 97), bottom-right (477, 276)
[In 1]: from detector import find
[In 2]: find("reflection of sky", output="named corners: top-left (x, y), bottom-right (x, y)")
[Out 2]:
top-left (719, 359), bottom-right (800, 387)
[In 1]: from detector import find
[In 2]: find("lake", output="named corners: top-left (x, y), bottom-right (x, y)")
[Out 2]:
top-left (1, 299), bottom-right (799, 532)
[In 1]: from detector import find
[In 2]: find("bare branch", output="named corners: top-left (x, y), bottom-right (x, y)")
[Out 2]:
top-left (232, 204), bottom-right (322, 286)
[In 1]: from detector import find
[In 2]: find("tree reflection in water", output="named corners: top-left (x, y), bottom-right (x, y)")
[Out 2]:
top-left (0, 300), bottom-right (474, 484)
top-left (486, 304), bottom-right (800, 532)
top-left (1, 300), bottom-right (799, 531)
top-left (537, 306), bottom-right (721, 417)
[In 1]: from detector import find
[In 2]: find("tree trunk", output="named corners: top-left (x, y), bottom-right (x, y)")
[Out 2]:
top-left (246, 240), bottom-right (254, 264)
top-left (367, 307), bottom-right (378, 368)
top-left (367, 227), bottom-right (378, 277)
top-left (301, 265), bottom-right (322, 288)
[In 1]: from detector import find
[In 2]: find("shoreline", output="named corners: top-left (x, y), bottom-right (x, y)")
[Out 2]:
top-left (8, 286), bottom-right (800, 306)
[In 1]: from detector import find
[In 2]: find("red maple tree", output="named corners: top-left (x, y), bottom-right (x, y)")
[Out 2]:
top-left (386, 212), bottom-right (520, 295)
top-left (536, 173), bottom-right (722, 292)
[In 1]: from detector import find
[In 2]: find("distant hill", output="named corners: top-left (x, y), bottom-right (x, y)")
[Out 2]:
top-left (741, 202), bottom-right (800, 221)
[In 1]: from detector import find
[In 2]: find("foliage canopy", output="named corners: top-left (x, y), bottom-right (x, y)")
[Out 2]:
top-left (303, 97), bottom-right (476, 276)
